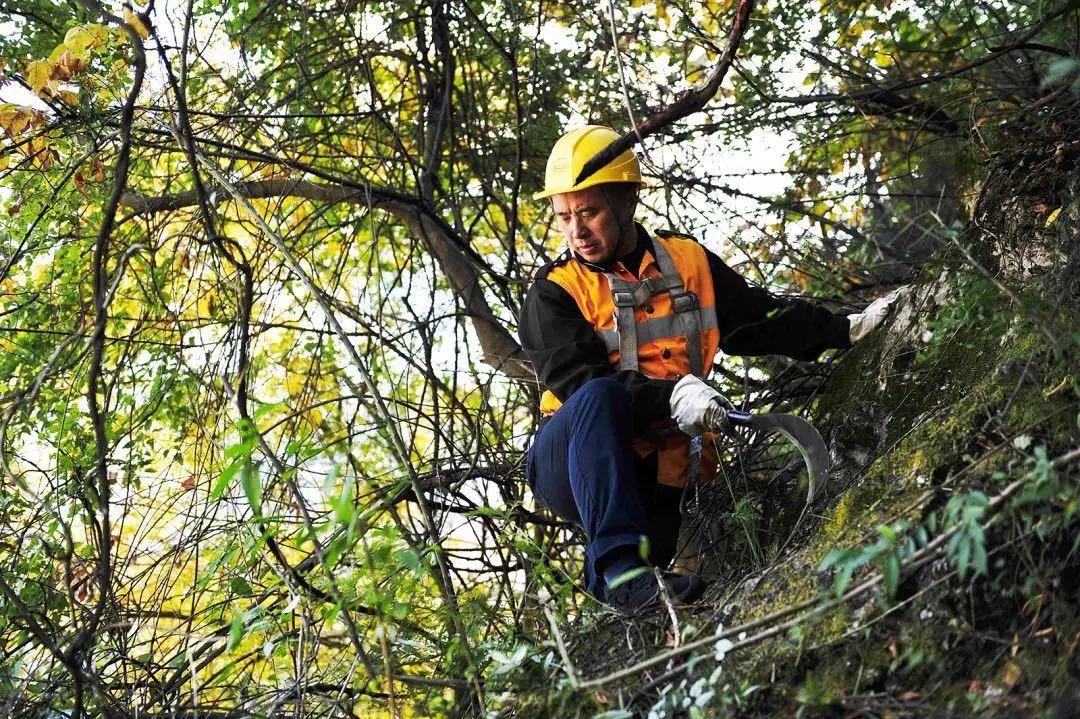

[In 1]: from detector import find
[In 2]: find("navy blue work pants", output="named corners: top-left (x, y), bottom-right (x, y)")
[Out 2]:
top-left (526, 377), bottom-right (683, 596)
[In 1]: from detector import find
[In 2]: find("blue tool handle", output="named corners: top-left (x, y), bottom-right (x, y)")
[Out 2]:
top-left (725, 409), bottom-right (753, 427)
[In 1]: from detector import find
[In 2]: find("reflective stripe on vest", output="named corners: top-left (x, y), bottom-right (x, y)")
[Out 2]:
top-left (597, 306), bottom-right (719, 355)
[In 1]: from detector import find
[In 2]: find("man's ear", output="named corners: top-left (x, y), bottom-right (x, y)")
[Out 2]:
top-left (622, 187), bottom-right (639, 223)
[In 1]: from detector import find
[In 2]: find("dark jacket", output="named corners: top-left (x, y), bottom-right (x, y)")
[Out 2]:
top-left (518, 224), bottom-right (851, 426)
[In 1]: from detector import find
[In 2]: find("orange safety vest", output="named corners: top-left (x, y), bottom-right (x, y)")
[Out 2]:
top-left (539, 231), bottom-right (721, 487)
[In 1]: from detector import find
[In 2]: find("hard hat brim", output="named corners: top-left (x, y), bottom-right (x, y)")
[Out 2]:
top-left (533, 177), bottom-right (645, 201)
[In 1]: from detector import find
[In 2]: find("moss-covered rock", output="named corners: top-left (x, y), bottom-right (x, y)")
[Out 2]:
top-left (506, 125), bottom-right (1080, 719)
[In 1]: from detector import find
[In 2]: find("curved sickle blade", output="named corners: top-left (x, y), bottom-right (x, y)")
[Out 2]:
top-left (744, 413), bottom-right (831, 504)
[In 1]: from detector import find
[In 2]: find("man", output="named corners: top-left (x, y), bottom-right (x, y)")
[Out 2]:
top-left (519, 126), bottom-right (898, 612)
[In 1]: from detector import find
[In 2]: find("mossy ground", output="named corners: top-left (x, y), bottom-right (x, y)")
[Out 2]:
top-left (500, 150), bottom-right (1080, 719)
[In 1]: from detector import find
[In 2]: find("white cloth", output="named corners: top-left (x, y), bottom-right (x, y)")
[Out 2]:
top-left (847, 286), bottom-right (908, 343)
top-left (669, 374), bottom-right (725, 436)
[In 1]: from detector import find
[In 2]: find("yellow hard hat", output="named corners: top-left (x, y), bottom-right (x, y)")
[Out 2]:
top-left (534, 125), bottom-right (642, 200)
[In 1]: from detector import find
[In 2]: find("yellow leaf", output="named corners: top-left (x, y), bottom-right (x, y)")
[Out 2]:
top-left (26, 60), bottom-right (52, 94)
top-left (0, 104), bottom-right (33, 136)
top-left (1044, 207), bottom-right (1062, 228)
top-left (64, 24), bottom-right (110, 54)
top-left (874, 52), bottom-right (893, 68)
top-left (0, 156), bottom-right (8, 171)
top-left (28, 136), bottom-right (56, 170)
top-left (64, 26), bottom-right (90, 50)
top-left (51, 50), bottom-right (86, 81)
top-left (1000, 660), bottom-right (1023, 689)
top-left (58, 90), bottom-right (80, 106)
top-left (123, 8), bottom-right (151, 40)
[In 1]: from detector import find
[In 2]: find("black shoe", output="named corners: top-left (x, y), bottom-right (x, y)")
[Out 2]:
top-left (604, 570), bottom-right (707, 613)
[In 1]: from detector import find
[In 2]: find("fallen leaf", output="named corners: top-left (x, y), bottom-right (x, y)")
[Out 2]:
top-left (898, 690), bottom-right (921, 701)
top-left (1000, 660), bottom-right (1023, 689)
top-left (1045, 207), bottom-right (1062, 228)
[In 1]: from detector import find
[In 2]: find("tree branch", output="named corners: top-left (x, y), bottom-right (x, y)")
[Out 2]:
top-left (119, 179), bottom-right (533, 380)
top-left (574, 0), bottom-right (757, 185)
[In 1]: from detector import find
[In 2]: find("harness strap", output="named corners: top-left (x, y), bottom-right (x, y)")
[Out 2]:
top-left (603, 238), bottom-right (709, 377)
top-left (650, 240), bottom-right (705, 378)
top-left (597, 308), bottom-right (718, 353)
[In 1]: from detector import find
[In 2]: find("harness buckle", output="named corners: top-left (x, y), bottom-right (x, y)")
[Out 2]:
top-left (671, 291), bottom-right (700, 313)
top-left (612, 290), bottom-right (637, 307)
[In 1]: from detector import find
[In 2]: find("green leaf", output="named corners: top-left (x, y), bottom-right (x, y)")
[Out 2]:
top-left (637, 535), bottom-right (650, 562)
top-left (956, 537), bottom-right (971, 580)
top-left (818, 547), bottom-right (859, 571)
top-left (333, 478), bottom-right (354, 525)
top-left (253, 401), bottom-right (283, 420)
top-left (606, 565), bottom-right (648, 590)
top-left (972, 539), bottom-right (988, 576)
top-left (321, 461), bottom-right (341, 493)
top-left (228, 611), bottom-right (244, 651)
top-left (240, 461), bottom-right (261, 517)
top-left (884, 552), bottom-right (900, 597)
top-left (396, 549), bottom-right (422, 573)
top-left (229, 577), bottom-right (253, 596)
top-left (210, 458), bottom-right (243, 502)
top-left (834, 564), bottom-right (854, 597)
top-left (324, 534), bottom-right (348, 569)
top-left (224, 434), bottom-right (258, 461)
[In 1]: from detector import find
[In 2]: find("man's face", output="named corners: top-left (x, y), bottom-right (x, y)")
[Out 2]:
top-left (551, 184), bottom-right (636, 265)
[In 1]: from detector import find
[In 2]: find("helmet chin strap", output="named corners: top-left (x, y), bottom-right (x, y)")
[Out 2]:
top-left (603, 185), bottom-right (638, 259)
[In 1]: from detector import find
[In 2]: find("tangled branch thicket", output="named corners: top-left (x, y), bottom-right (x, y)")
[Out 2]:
top-left (0, 0), bottom-right (1078, 716)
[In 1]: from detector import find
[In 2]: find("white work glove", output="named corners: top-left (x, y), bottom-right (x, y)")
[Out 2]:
top-left (669, 375), bottom-right (726, 437)
top-left (847, 286), bottom-right (908, 343)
